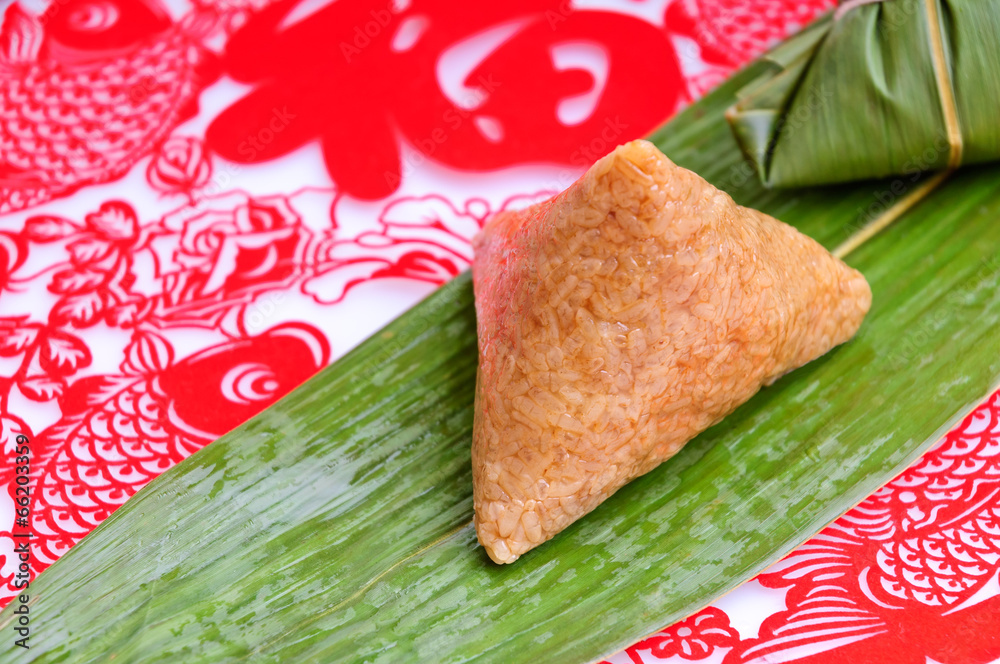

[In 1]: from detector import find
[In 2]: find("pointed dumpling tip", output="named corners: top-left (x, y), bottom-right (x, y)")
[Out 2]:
top-left (589, 139), bottom-right (673, 186)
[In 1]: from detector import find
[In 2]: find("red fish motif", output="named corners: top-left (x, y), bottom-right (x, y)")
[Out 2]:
top-left (1, 323), bottom-right (329, 586)
top-left (727, 392), bottom-right (1000, 664)
top-left (0, 0), bottom-right (217, 213)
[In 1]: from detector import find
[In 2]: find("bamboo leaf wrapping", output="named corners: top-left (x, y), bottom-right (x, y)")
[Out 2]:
top-left (728, 0), bottom-right (1000, 187)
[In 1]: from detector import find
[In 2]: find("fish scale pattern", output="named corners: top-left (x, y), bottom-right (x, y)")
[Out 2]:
top-left (0, 29), bottom-right (208, 213)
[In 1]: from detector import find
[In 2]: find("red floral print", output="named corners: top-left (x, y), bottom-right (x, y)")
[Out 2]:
top-left (152, 191), bottom-right (312, 322)
top-left (626, 608), bottom-right (740, 662)
top-left (307, 194), bottom-right (488, 303)
top-left (147, 136), bottom-right (213, 199)
top-left (0, 231), bottom-right (26, 291)
top-left (23, 201), bottom-right (144, 328)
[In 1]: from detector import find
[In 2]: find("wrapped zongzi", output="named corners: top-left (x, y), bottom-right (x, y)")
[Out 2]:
top-left (727, 0), bottom-right (1000, 187)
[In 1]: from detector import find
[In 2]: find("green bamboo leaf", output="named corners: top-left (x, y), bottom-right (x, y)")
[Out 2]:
top-left (727, 0), bottom-right (1000, 187)
top-left (5, 46), bottom-right (1000, 664)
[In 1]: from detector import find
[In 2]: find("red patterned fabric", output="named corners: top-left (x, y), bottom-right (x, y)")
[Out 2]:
top-left (1, 0), bottom-right (997, 660)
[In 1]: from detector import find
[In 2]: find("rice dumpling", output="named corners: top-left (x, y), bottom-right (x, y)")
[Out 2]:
top-left (471, 140), bottom-right (871, 564)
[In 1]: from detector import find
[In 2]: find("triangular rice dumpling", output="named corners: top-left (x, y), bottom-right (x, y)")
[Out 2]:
top-left (471, 140), bottom-right (871, 564)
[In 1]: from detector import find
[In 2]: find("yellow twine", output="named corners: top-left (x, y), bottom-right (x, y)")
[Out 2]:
top-left (830, 0), bottom-right (962, 258)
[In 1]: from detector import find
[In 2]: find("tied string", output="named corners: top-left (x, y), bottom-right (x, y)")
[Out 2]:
top-left (830, 0), bottom-right (963, 259)
top-left (923, 0), bottom-right (964, 169)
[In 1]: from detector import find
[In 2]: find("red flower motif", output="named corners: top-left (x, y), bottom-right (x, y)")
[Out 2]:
top-left (122, 330), bottom-right (175, 375)
top-left (85, 201), bottom-right (139, 242)
top-left (32, 201), bottom-right (143, 329)
top-left (19, 376), bottom-right (65, 401)
top-left (21, 215), bottom-right (81, 243)
top-left (304, 190), bottom-right (561, 303)
top-left (0, 318), bottom-right (37, 358)
top-left (37, 331), bottom-right (92, 376)
top-left (0, 319), bottom-right (91, 406)
top-left (205, 0), bottom-right (682, 199)
top-left (305, 194), bottom-right (491, 304)
top-left (630, 608), bottom-right (739, 661)
top-left (147, 136), bottom-right (213, 197)
top-left (154, 192), bottom-right (311, 318)
top-left (0, 413), bottom-right (30, 459)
